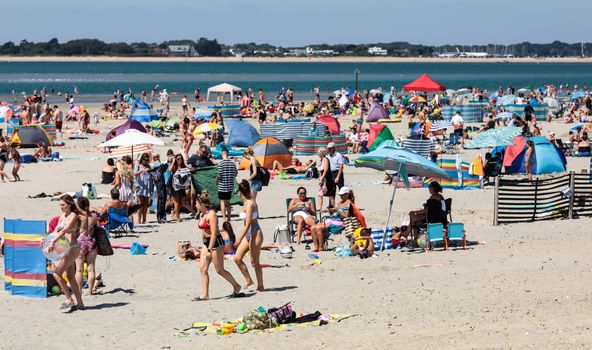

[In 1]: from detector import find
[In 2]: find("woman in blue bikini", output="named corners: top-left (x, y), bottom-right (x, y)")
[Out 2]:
top-left (234, 180), bottom-right (265, 292)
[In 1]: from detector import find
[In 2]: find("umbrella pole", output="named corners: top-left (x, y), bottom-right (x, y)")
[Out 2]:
top-left (381, 164), bottom-right (402, 251)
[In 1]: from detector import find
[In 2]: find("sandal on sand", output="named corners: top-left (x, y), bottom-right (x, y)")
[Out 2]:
top-left (229, 292), bottom-right (246, 298)
top-left (59, 301), bottom-right (75, 310)
top-left (191, 296), bottom-right (208, 301)
top-left (241, 284), bottom-right (254, 292)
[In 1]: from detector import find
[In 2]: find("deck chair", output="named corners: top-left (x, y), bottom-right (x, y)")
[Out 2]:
top-left (104, 207), bottom-right (134, 237)
top-left (426, 223), bottom-right (447, 251)
top-left (446, 132), bottom-right (460, 153)
top-left (284, 198), bottom-right (317, 248)
top-left (447, 223), bottom-right (466, 249)
top-left (555, 139), bottom-right (573, 156)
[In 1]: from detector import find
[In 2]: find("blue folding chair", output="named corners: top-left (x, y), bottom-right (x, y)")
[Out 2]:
top-left (426, 223), bottom-right (447, 251)
top-left (446, 223), bottom-right (466, 249)
top-left (104, 207), bottom-right (134, 237)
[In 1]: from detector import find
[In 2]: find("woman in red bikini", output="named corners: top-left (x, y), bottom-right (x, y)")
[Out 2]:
top-left (192, 190), bottom-right (243, 301)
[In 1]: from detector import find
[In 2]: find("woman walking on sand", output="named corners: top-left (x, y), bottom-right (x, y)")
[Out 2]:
top-left (47, 195), bottom-right (84, 311)
top-left (0, 136), bottom-right (10, 182)
top-left (193, 190), bottom-right (244, 301)
top-left (9, 147), bottom-right (21, 181)
top-left (233, 180), bottom-right (265, 292)
top-left (525, 140), bottom-right (535, 183)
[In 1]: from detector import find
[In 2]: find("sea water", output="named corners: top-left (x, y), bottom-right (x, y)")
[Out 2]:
top-left (2, 61), bottom-right (592, 102)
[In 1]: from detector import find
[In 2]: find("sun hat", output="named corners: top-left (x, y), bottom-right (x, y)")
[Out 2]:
top-left (327, 142), bottom-right (336, 148)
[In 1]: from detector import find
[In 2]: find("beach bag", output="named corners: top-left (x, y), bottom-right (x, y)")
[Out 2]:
top-left (351, 203), bottom-right (367, 228)
top-left (177, 240), bottom-right (191, 255)
top-left (173, 168), bottom-right (191, 191)
top-left (305, 166), bottom-right (319, 179)
top-left (267, 303), bottom-right (295, 324)
top-left (82, 183), bottom-right (97, 200)
top-left (94, 226), bottom-right (114, 256)
top-left (343, 216), bottom-right (361, 237)
top-left (258, 167), bottom-right (271, 186)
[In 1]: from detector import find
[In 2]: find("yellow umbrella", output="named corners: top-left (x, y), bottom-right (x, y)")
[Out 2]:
top-left (192, 123), bottom-right (222, 135)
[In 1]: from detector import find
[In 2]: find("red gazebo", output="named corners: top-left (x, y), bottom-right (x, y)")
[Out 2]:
top-left (403, 73), bottom-right (446, 92)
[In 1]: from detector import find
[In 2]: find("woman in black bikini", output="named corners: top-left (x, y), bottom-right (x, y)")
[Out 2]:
top-left (0, 136), bottom-right (10, 182)
top-left (193, 190), bottom-right (243, 301)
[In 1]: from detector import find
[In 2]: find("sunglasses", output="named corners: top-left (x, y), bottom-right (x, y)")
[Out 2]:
top-left (298, 192), bottom-right (306, 195)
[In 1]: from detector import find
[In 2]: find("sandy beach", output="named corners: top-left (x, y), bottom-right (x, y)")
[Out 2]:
top-left (3, 55), bottom-right (592, 63)
top-left (1, 103), bottom-right (592, 350)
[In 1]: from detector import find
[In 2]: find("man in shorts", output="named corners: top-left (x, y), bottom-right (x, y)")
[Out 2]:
top-left (217, 147), bottom-right (238, 222)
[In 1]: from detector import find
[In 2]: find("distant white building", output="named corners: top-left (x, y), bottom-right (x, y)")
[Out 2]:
top-left (168, 45), bottom-right (197, 57)
top-left (306, 47), bottom-right (337, 56)
top-left (368, 46), bottom-right (388, 56)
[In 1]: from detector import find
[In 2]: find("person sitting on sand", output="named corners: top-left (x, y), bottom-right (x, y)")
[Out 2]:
top-left (288, 187), bottom-right (317, 245)
top-left (32, 142), bottom-right (52, 160)
top-left (402, 181), bottom-right (447, 246)
top-left (577, 133), bottom-right (591, 154)
top-left (271, 159), bottom-right (315, 175)
top-left (101, 158), bottom-right (116, 184)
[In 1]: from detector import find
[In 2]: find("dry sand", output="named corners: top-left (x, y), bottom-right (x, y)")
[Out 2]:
top-left (3, 55), bottom-right (592, 63)
top-left (1, 103), bottom-right (592, 349)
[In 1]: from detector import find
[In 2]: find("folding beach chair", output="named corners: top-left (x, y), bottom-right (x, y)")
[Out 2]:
top-left (282, 198), bottom-right (318, 249)
top-left (104, 207), bottom-right (134, 237)
top-left (555, 139), bottom-right (573, 156)
top-left (446, 132), bottom-right (460, 154)
top-left (446, 222), bottom-right (466, 249)
top-left (426, 223), bottom-right (447, 251)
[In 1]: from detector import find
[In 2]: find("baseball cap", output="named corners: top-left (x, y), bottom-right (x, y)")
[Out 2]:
top-left (327, 142), bottom-right (336, 148)
top-left (338, 186), bottom-right (351, 196)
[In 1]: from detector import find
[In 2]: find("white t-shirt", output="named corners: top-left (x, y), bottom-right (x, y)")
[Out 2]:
top-left (451, 115), bottom-right (464, 129)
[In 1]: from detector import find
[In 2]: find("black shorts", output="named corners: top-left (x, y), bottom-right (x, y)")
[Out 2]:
top-left (203, 235), bottom-right (224, 249)
top-left (172, 189), bottom-right (186, 199)
top-left (218, 191), bottom-right (232, 200)
top-left (331, 171), bottom-right (344, 189)
top-left (454, 128), bottom-right (463, 136)
top-left (286, 168), bottom-right (297, 174)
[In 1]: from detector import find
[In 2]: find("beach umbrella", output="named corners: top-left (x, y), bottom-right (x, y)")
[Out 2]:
top-left (464, 126), bottom-right (522, 149)
top-left (130, 106), bottom-right (158, 123)
top-left (455, 88), bottom-right (471, 95)
top-left (98, 129), bottom-right (164, 159)
top-left (571, 91), bottom-right (587, 99)
top-left (570, 124), bottom-right (584, 132)
top-left (355, 145), bottom-right (450, 251)
top-left (110, 144), bottom-right (153, 158)
top-left (430, 120), bottom-right (452, 132)
top-left (192, 123), bottom-right (222, 135)
top-left (409, 96), bottom-right (427, 104)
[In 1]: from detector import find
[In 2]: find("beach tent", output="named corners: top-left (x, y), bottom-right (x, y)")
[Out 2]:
top-left (294, 134), bottom-right (347, 156)
top-left (130, 106), bottom-right (158, 123)
top-left (424, 158), bottom-right (480, 190)
top-left (367, 124), bottom-right (394, 151)
top-left (10, 125), bottom-right (54, 148)
top-left (191, 166), bottom-right (242, 210)
top-left (106, 119), bottom-right (147, 141)
top-left (130, 99), bottom-right (149, 108)
top-left (403, 73), bottom-right (446, 92)
top-left (3, 219), bottom-right (48, 298)
top-left (225, 119), bottom-right (261, 147)
top-left (503, 136), bottom-right (566, 175)
top-left (238, 137), bottom-right (292, 169)
top-left (206, 83), bottom-right (242, 102)
top-left (366, 103), bottom-right (389, 122)
top-left (317, 115), bottom-right (341, 135)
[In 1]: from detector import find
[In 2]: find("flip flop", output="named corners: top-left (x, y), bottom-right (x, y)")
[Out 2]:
top-left (191, 296), bottom-right (208, 301)
top-left (229, 292), bottom-right (246, 298)
top-left (59, 301), bottom-right (75, 310)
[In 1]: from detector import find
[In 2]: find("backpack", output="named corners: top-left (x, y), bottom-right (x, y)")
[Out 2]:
top-left (173, 168), bottom-right (191, 191)
top-left (305, 166), bottom-right (319, 179)
top-left (258, 167), bottom-right (271, 186)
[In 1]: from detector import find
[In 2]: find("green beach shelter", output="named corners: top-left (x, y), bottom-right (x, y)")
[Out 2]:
top-left (367, 124), bottom-right (394, 151)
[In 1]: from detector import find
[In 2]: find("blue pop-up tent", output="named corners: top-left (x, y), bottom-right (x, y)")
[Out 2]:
top-left (130, 105), bottom-right (158, 123)
top-left (225, 119), bottom-right (261, 147)
top-left (498, 136), bottom-right (566, 175)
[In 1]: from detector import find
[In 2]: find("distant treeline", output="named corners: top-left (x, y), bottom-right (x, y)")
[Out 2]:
top-left (0, 38), bottom-right (590, 57)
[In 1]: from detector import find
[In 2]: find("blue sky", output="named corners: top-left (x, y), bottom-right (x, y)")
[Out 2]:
top-left (3, 0), bottom-right (591, 46)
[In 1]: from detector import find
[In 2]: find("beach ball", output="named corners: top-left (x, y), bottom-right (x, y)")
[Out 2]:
top-left (41, 233), bottom-right (71, 261)
top-left (51, 285), bottom-right (61, 294)
top-left (416, 234), bottom-right (428, 249)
